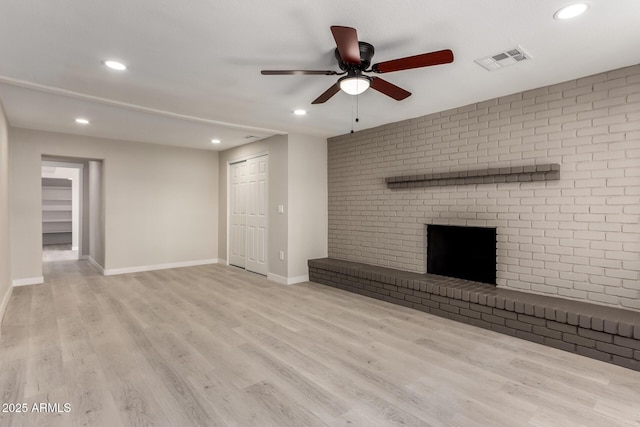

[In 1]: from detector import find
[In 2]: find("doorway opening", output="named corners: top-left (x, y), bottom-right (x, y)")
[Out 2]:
top-left (228, 154), bottom-right (268, 275)
top-left (40, 157), bottom-right (105, 273)
top-left (41, 161), bottom-right (82, 262)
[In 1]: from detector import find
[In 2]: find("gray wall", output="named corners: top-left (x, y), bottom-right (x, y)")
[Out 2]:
top-left (10, 128), bottom-right (219, 280)
top-left (218, 134), bottom-right (289, 278)
top-left (0, 100), bottom-right (11, 329)
top-left (328, 65), bottom-right (640, 311)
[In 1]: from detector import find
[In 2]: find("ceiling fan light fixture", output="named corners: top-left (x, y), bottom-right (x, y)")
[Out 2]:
top-left (554, 3), bottom-right (589, 20)
top-left (339, 75), bottom-right (370, 95)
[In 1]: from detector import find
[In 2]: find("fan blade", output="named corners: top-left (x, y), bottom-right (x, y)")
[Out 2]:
top-left (330, 26), bottom-right (361, 64)
top-left (371, 49), bottom-right (454, 73)
top-left (311, 83), bottom-right (341, 104)
top-left (261, 70), bottom-right (339, 75)
top-left (370, 77), bottom-right (411, 101)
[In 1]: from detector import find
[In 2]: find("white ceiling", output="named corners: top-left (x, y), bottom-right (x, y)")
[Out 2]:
top-left (0, 0), bottom-right (639, 151)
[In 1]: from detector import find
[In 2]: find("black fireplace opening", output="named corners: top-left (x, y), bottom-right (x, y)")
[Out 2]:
top-left (427, 225), bottom-right (497, 285)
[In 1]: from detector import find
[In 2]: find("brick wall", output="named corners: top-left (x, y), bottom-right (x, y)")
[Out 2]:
top-left (328, 65), bottom-right (640, 311)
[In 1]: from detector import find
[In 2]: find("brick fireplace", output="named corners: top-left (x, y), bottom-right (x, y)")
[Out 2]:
top-left (327, 64), bottom-right (640, 312)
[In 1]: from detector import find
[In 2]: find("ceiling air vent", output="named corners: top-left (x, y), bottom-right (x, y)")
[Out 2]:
top-left (475, 46), bottom-right (531, 71)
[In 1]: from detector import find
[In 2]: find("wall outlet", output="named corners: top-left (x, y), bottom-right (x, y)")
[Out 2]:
top-left (278, 204), bottom-right (284, 214)
top-left (279, 250), bottom-right (285, 260)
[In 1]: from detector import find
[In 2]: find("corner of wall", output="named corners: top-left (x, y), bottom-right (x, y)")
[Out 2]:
top-left (0, 285), bottom-right (12, 337)
top-left (0, 98), bottom-right (12, 333)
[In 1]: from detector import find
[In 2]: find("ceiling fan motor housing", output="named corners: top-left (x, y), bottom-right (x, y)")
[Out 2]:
top-left (336, 41), bottom-right (375, 71)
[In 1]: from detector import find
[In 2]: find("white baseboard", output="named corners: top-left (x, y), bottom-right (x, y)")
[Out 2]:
top-left (86, 257), bottom-right (105, 274)
top-left (288, 274), bottom-right (309, 285)
top-left (0, 285), bottom-right (13, 337)
top-left (103, 259), bottom-right (218, 276)
top-left (218, 259), bottom-right (227, 265)
top-left (72, 246), bottom-right (79, 251)
top-left (267, 273), bottom-right (309, 285)
top-left (12, 276), bottom-right (44, 287)
top-left (267, 273), bottom-right (288, 284)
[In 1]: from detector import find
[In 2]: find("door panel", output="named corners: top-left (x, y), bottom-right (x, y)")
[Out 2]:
top-left (229, 161), bottom-right (247, 268)
top-left (245, 155), bottom-right (268, 275)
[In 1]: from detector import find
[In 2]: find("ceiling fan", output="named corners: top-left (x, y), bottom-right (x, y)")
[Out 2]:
top-left (261, 25), bottom-right (454, 104)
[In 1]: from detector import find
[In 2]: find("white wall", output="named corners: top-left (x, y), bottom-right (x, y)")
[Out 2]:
top-left (10, 128), bottom-right (219, 280)
top-left (288, 134), bottom-right (328, 280)
top-left (0, 100), bottom-right (11, 331)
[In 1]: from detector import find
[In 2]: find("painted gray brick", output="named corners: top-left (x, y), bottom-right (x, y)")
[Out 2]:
top-left (492, 308), bottom-right (518, 320)
top-left (563, 333), bottom-right (596, 348)
top-left (506, 319), bottom-right (533, 332)
top-left (328, 65), bottom-right (640, 311)
top-left (596, 342), bottom-right (634, 358)
top-left (516, 331), bottom-right (545, 344)
top-left (613, 336), bottom-right (640, 351)
top-left (612, 356), bottom-right (640, 371)
top-left (490, 324), bottom-right (516, 337)
top-left (518, 314), bottom-right (547, 326)
top-left (577, 346), bottom-right (612, 362)
top-left (533, 326), bottom-right (563, 340)
top-left (469, 303), bottom-right (493, 315)
top-left (544, 337), bottom-right (576, 352)
top-left (547, 321), bottom-right (577, 334)
top-left (481, 313), bottom-right (506, 326)
top-left (578, 328), bottom-right (614, 343)
top-left (460, 308), bottom-right (482, 319)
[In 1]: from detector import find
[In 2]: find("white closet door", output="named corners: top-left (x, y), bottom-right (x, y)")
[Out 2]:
top-left (229, 161), bottom-right (247, 268)
top-left (245, 155), bottom-right (268, 275)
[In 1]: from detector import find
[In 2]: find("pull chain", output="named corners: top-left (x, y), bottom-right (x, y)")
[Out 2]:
top-left (350, 93), bottom-right (354, 133)
top-left (350, 80), bottom-right (361, 134)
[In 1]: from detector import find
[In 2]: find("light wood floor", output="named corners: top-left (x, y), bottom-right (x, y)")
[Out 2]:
top-left (1, 260), bottom-right (640, 427)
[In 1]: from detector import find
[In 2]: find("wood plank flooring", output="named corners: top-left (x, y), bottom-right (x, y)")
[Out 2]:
top-left (1, 259), bottom-right (640, 426)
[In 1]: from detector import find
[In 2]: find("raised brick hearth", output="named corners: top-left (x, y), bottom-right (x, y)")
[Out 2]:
top-left (309, 258), bottom-right (640, 371)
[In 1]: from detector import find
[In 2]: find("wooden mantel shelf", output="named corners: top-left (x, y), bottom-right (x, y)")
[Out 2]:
top-left (386, 163), bottom-right (560, 189)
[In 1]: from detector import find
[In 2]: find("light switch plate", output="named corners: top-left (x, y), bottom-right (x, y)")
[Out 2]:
top-left (278, 205), bottom-right (284, 214)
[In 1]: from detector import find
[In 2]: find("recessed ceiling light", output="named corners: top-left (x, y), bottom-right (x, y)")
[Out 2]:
top-left (103, 60), bottom-right (127, 71)
top-left (211, 139), bottom-right (221, 144)
top-left (554, 3), bottom-right (589, 20)
top-left (293, 109), bottom-right (307, 116)
top-left (75, 118), bottom-right (90, 124)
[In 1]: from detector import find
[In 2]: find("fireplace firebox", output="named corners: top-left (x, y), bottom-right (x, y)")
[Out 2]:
top-left (426, 225), bottom-right (496, 285)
